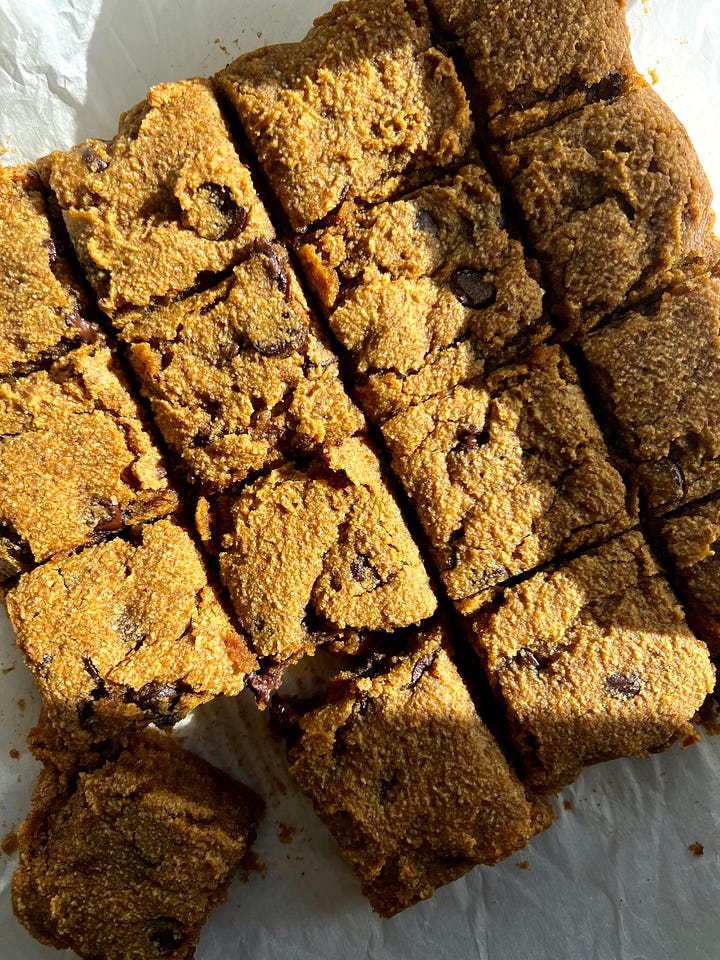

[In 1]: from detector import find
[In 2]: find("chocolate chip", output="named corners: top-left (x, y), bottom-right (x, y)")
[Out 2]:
top-left (605, 672), bottom-right (641, 699)
top-left (456, 426), bottom-right (489, 451)
top-left (350, 553), bottom-right (381, 586)
top-left (39, 654), bottom-right (53, 677)
top-left (131, 681), bottom-right (186, 725)
top-left (517, 648), bottom-right (540, 668)
top-left (0, 522), bottom-right (33, 568)
top-left (82, 655), bottom-right (102, 684)
top-left (197, 182), bottom-right (248, 241)
top-left (147, 917), bottom-right (187, 956)
top-left (65, 308), bottom-right (102, 345)
top-left (42, 238), bottom-right (57, 264)
top-left (190, 423), bottom-right (212, 448)
top-left (252, 325), bottom-right (308, 358)
top-left (450, 269), bottom-right (497, 309)
top-left (247, 665), bottom-right (285, 707)
top-left (379, 773), bottom-right (398, 801)
top-left (94, 502), bottom-right (124, 533)
top-left (594, 71), bottom-right (626, 103)
top-left (254, 239), bottom-right (290, 299)
top-left (81, 145), bottom-right (108, 173)
top-left (409, 651), bottom-right (437, 689)
top-left (155, 465), bottom-right (168, 479)
top-left (76, 698), bottom-right (95, 727)
top-left (415, 209), bottom-right (439, 237)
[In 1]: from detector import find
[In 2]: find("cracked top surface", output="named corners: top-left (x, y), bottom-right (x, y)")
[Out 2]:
top-left (286, 623), bottom-right (553, 916)
top-left (38, 79), bottom-right (273, 314)
top-left (216, 0), bottom-right (472, 231)
top-left (6, 518), bottom-right (256, 753)
top-left (380, 345), bottom-right (633, 610)
top-left (298, 164), bottom-right (548, 422)
top-left (0, 346), bottom-right (177, 579)
top-left (500, 78), bottom-right (715, 336)
top-left (201, 436), bottom-right (437, 663)
top-left (12, 729), bottom-right (262, 960)
top-left (0, 165), bottom-right (105, 377)
top-left (582, 269), bottom-right (720, 516)
top-left (119, 243), bottom-right (364, 491)
top-left (471, 531), bottom-right (715, 791)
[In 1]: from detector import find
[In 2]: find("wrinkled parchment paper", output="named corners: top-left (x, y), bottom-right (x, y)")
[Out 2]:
top-left (1, 1), bottom-right (719, 957)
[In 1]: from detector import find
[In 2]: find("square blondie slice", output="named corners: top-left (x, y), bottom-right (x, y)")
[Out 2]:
top-left (38, 78), bottom-right (273, 314)
top-left (499, 78), bottom-right (714, 337)
top-left (581, 269), bottom-right (720, 515)
top-left (13, 730), bottom-right (263, 960)
top-left (381, 345), bottom-right (633, 611)
top-left (0, 345), bottom-right (177, 581)
top-left (197, 437), bottom-right (437, 667)
top-left (0, 165), bottom-right (105, 377)
top-left (117, 241), bottom-right (364, 491)
top-left (660, 495), bottom-right (720, 655)
top-left (428, 0), bottom-right (634, 141)
top-left (282, 623), bottom-right (553, 917)
top-left (216, 0), bottom-right (472, 231)
top-left (470, 532), bottom-right (714, 792)
top-left (297, 163), bottom-right (549, 422)
top-left (6, 518), bottom-right (257, 753)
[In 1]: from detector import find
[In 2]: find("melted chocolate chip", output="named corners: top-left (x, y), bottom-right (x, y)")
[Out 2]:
top-left (247, 665), bottom-right (285, 707)
top-left (147, 917), bottom-right (187, 956)
top-left (130, 681), bottom-right (189, 726)
top-left (450, 269), bottom-right (497, 309)
top-left (252, 325), bottom-right (307, 358)
top-left (65, 308), bottom-right (102, 345)
top-left (605, 672), bottom-right (641, 699)
top-left (81, 145), bottom-right (108, 173)
top-left (0, 522), bottom-right (33, 568)
top-left (254, 239), bottom-right (290, 299)
top-left (415, 209), bottom-right (439, 237)
top-left (594, 71), bottom-right (626, 103)
top-left (409, 651), bottom-right (437, 689)
top-left (197, 182), bottom-right (248, 241)
top-left (94, 502), bottom-right (124, 533)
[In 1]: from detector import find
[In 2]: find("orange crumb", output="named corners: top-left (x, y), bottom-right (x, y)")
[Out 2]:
top-left (516, 860), bottom-right (529, 870)
top-left (9, 748), bottom-right (19, 760)
top-left (1, 831), bottom-right (18, 856)
top-left (689, 842), bottom-right (704, 858)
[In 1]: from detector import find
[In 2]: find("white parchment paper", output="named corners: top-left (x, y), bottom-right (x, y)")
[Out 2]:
top-left (1, 2), bottom-right (719, 957)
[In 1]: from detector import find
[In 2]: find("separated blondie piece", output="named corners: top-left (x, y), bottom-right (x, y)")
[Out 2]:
top-left (38, 78), bottom-right (273, 314)
top-left (13, 730), bottom-right (263, 960)
top-left (297, 163), bottom-right (549, 422)
top-left (381, 345), bottom-right (632, 611)
top-left (0, 165), bottom-right (105, 377)
top-left (283, 623), bottom-right (553, 917)
top-left (216, 0), bottom-right (472, 231)
top-left (660, 495), bottom-right (720, 655)
top-left (581, 270), bottom-right (720, 515)
top-left (197, 437), bottom-right (437, 666)
top-left (428, 0), bottom-right (634, 141)
top-left (6, 518), bottom-right (257, 751)
top-left (499, 78), bottom-right (714, 337)
top-left (0, 345), bottom-right (177, 582)
top-left (470, 532), bottom-right (714, 792)
top-left (117, 241), bottom-right (364, 491)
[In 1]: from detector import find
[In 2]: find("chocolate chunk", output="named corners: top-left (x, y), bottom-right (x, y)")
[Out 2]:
top-left (350, 553), bottom-right (381, 586)
top-left (94, 502), bottom-right (124, 533)
top-left (65, 308), bottom-right (102, 345)
top-left (254, 239), bottom-right (290, 299)
top-left (605, 672), bottom-right (641, 699)
top-left (81, 145), bottom-right (108, 173)
top-left (42, 237), bottom-right (57, 265)
top-left (415, 209), bottom-right (439, 237)
top-left (594, 71), bottom-right (626, 104)
top-left (409, 651), bottom-right (437, 689)
top-left (197, 182), bottom-right (249, 241)
top-left (0, 522), bottom-right (33, 568)
top-left (450, 269), bottom-right (497, 309)
top-left (456, 426), bottom-right (489, 451)
top-left (127, 681), bottom-right (191, 726)
top-left (247, 664), bottom-right (285, 707)
top-left (517, 648), bottom-right (540, 668)
top-left (147, 917), bottom-right (187, 956)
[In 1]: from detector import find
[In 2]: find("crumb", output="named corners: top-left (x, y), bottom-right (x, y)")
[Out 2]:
top-left (516, 860), bottom-right (530, 870)
top-left (688, 842), bottom-right (704, 857)
top-left (2, 665), bottom-right (15, 674)
top-left (17, 698), bottom-right (25, 712)
top-left (257, 31), bottom-right (262, 38)
top-left (563, 799), bottom-right (573, 810)
top-left (648, 66), bottom-right (659, 85)
top-left (277, 821), bottom-right (298, 845)
top-left (9, 748), bottom-right (19, 760)
top-left (2, 830), bottom-right (18, 856)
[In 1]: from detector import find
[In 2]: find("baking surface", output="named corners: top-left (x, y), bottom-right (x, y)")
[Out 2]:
top-left (1, 1), bottom-right (719, 957)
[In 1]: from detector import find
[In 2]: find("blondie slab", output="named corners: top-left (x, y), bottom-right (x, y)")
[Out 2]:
top-left (470, 532), bottom-right (714, 791)
top-left (428, 0), bottom-right (634, 141)
top-left (0, 346), bottom-right (177, 581)
top-left (197, 437), bottom-right (437, 665)
top-left (499, 78), bottom-right (714, 337)
top-left (118, 241), bottom-right (364, 491)
top-left (297, 164), bottom-right (548, 422)
top-left (284, 623), bottom-right (553, 917)
top-left (581, 270), bottom-right (720, 515)
top-left (661, 496), bottom-right (720, 655)
top-left (38, 79), bottom-right (273, 314)
top-left (0, 165), bottom-right (104, 377)
top-left (381, 345), bottom-right (633, 610)
top-left (13, 730), bottom-right (263, 960)
top-left (216, 0), bottom-right (472, 231)
top-left (6, 518), bottom-right (256, 751)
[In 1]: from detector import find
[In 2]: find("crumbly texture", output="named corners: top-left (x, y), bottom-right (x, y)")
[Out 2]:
top-left (38, 79), bottom-right (273, 314)
top-left (380, 345), bottom-right (633, 610)
top-left (471, 532), bottom-right (715, 792)
top-left (661, 497), bottom-right (720, 655)
top-left (198, 437), bottom-right (437, 664)
top-left (6, 518), bottom-right (256, 752)
top-left (286, 623), bottom-right (553, 917)
top-left (119, 242), bottom-right (364, 491)
top-left (0, 165), bottom-right (105, 377)
top-left (499, 78), bottom-right (715, 337)
top-left (298, 164), bottom-right (548, 421)
top-left (581, 270), bottom-right (720, 515)
top-left (0, 346), bottom-right (177, 580)
top-left (428, 0), bottom-right (634, 140)
top-left (12, 730), bottom-right (263, 960)
top-left (216, 0), bottom-right (472, 231)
